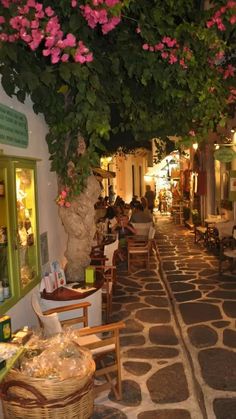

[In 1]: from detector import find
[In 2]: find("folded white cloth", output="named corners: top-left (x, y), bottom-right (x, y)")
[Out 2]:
top-left (216, 220), bottom-right (235, 239)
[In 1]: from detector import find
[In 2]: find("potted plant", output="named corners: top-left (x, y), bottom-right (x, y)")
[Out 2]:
top-left (191, 209), bottom-right (201, 226)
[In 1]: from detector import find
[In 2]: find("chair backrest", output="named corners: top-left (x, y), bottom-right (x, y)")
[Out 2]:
top-left (207, 214), bottom-right (222, 221)
top-left (104, 235), bottom-right (119, 265)
top-left (216, 220), bottom-right (235, 239)
top-left (132, 222), bottom-right (153, 237)
top-left (148, 225), bottom-right (156, 240)
top-left (31, 292), bottom-right (62, 337)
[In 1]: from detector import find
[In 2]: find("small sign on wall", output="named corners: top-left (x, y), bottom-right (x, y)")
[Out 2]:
top-left (0, 103), bottom-right (28, 148)
top-left (229, 171), bottom-right (236, 201)
top-left (40, 232), bottom-right (49, 266)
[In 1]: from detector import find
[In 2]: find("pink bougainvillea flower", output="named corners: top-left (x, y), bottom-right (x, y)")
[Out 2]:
top-left (220, 6), bottom-right (226, 13)
top-left (206, 20), bottom-right (214, 28)
top-left (1, 0), bottom-right (11, 8)
top-left (217, 22), bottom-right (226, 31)
top-left (74, 52), bottom-right (86, 63)
top-left (102, 16), bottom-right (121, 34)
top-left (86, 53), bottom-right (93, 62)
top-left (8, 34), bottom-right (18, 42)
top-left (45, 36), bottom-right (55, 48)
top-left (35, 3), bottom-right (43, 12)
top-left (0, 16), bottom-right (5, 24)
top-left (31, 20), bottom-right (39, 29)
top-left (229, 15), bottom-right (236, 24)
top-left (45, 7), bottom-right (54, 17)
top-left (18, 5), bottom-right (30, 15)
top-left (64, 33), bottom-right (76, 47)
top-left (136, 26), bottom-right (141, 34)
top-left (189, 130), bottom-right (196, 136)
top-left (65, 202), bottom-right (71, 208)
top-left (161, 51), bottom-right (168, 59)
top-left (28, 0), bottom-right (36, 7)
top-left (61, 190), bottom-right (67, 198)
top-left (51, 54), bottom-right (60, 64)
top-left (71, 0), bottom-right (77, 7)
top-left (42, 49), bottom-right (51, 56)
top-left (99, 9), bottom-right (110, 25)
top-left (226, 1), bottom-right (236, 8)
top-left (162, 36), bottom-right (177, 48)
top-left (142, 43), bottom-right (149, 50)
top-left (228, 88), bottom-right (236, 113)
top-left (0, 33), bottom-right (8, 41)
top-left (169, 53), bottom-right (178, 64)
top-left (215, 50), bottom-right (225, 61)
top-left (223, 64), bottom-right (235, 79)
top-left (92, 0), bottom-right (103, 5)
top-left (179, 58), bottom-right (187, 69)
top-left (20, 32), bottom-right (32, 43)
top-left (61, 53), bottom-right (69, 62)
top-left (105, 0), bottom-right (119, 6)
top-left (154, 42), bottom-right (164, 51)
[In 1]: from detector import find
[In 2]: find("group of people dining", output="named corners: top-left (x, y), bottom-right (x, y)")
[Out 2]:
top-left (94, 190), bottom-right (155, 263)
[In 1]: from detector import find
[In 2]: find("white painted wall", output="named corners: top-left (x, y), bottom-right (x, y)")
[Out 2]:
top-left (113, 153), bottom-right (148, 204)
top-left (0, 88), bottom-right (67, 331)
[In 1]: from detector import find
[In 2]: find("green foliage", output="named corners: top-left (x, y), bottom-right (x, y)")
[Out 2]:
top-left (0, 0), bottom-right (235, 197)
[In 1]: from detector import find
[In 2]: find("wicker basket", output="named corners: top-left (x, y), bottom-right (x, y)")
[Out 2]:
top-left (1, 359), bottom-right (95, 419)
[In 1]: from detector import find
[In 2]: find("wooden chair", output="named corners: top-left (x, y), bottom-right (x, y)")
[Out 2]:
top-left (131, 222), bottom-right (153, 237)
top-left (90, 234), bottom-right (119, 267)
top-left (194, 224), bottom-right (207, 245)
top-left (172, 204), bottom-right (184, 225)
top-left (90, 264), bottom-right (116, 323)
top-left (128, 240), bottom-right (150, 272)
top-left (31, 293), bottom-right (125, 400)
top-left (90, 236), bottom-right (118, 322)
top-left (127, 226), bottom-right (156, 273)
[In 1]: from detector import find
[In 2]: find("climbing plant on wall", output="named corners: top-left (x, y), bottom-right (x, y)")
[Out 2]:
top-left (0, 0), bottom-right (235, 202)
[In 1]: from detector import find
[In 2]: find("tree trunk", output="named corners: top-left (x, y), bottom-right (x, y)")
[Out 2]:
top-left (59, 175), bottom-right (101, 282)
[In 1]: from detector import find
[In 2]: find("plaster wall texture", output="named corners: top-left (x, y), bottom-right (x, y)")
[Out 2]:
top-left (0, 87), bottom-right (66, 331)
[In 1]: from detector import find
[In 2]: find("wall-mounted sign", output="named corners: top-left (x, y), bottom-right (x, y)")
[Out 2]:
top-left (214, 147), bottom-right (236, 163)
top-left (0, 103), bottom-right (28, 148)
top-left (229, 170), bottom-right (236, 201)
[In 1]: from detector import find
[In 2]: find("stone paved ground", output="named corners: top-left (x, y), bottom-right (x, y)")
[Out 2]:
top-left (92, 216), bottom-right (236, 419)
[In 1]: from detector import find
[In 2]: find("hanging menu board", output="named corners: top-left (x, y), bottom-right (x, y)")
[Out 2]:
top-left (0, 104), bottom-right (28, 148)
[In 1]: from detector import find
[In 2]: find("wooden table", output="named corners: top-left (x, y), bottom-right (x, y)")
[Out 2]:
top-left (40, 271), bottom-right (104, 327)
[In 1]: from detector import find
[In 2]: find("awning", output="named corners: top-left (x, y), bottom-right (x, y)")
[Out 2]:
top-left (92, 167), bottom-right (116, 179)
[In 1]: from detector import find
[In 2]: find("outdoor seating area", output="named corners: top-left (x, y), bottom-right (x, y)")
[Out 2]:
top-left (1, 1), bottom-right (236, 416)
top-left (91, 206), bottom-right (157, 318)
top-left (193, 216), bottom-right (236, 275)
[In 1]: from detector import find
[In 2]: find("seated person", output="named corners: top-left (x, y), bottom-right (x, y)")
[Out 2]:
top-left (130, 195), bottom-right (140, 210)
top-left (100, 206), bottom-right (117, 234)
top-left (114, 196), bottom-right (126, 217)
top-left (95, 196), bottom-right (106, 209)
top-left (104, 196), bottom-right (110, 207)
top-left (141, 196), bottom-right (148, 210)
top-left (130, 203), bottom-right (153, 223)
top-left (112, 215), bottom-right (136, 261)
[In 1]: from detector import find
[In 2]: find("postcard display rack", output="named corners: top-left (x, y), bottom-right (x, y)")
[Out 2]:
top-left (0, 155), bottom-right (40, 314)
